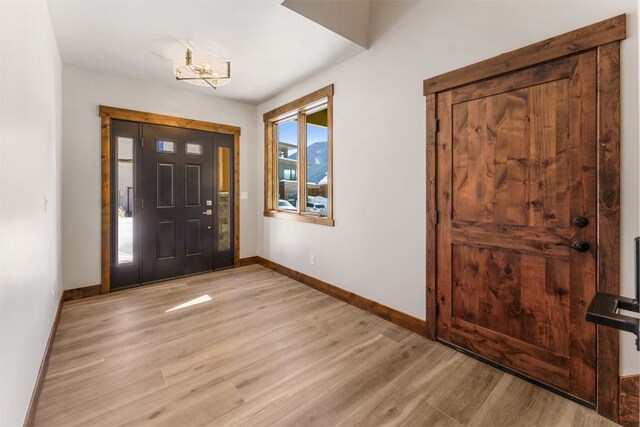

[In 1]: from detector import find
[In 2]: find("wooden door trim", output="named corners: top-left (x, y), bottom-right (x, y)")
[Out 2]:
top-left (424, 17), bottom-right (624, 422)
top-left (99, 106), bottom-right (241, 294)
top-left (425, 92), bottom-right (437, 340)
top-left (101, 115), bottom-right (111, 295)
top-left (423, 14), bottom-right (625, 95)
top-left (233, 134), bottom-right (240, 268)
top-left (99, 106), bottom-right (241, 135)
top-left (595, 41), bottom-right (622, 422)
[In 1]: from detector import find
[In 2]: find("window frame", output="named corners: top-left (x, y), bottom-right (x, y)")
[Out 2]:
top-left (263, 84), bottom-right (334, 226)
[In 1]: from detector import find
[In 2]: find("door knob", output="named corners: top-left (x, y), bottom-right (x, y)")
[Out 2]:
top-left (572, 216), bottom-right (589, 228)
top-left (556, 240), bottom-right (590, 252)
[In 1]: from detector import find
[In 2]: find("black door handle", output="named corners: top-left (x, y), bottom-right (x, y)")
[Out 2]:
top-left (556, 240), bottom-right (590, 252)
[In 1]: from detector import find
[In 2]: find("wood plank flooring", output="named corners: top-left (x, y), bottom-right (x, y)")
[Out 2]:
top-left (34, 265), bottom-right (616, 426)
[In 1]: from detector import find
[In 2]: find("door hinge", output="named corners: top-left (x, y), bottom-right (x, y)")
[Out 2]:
top-left (435, 119), bottom-right (440, 133)
top-left (141, 137), bottom-right (144, 147)
top-left (141, 199), bottom-right (144, 209)
top-left (434, 211), bottom-right (439, 225)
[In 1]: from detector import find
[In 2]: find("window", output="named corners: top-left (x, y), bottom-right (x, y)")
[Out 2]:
top-left (185, 142), bottom-right (202, 155)
top-left (263, 84), bottom-right (334, 226)
top-left (116, 136), bottom-right (134, 264)
top-left (156, 139), bottom-right (176, 153)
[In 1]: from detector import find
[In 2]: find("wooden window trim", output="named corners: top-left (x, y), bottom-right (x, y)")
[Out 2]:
top-left (424, 15), bottom-right (625, 423)
top-left (99, 106), bottom-right (241, 294)
top-left (263, 85), bottom-right (333, 122)
top-left (263, 84), bottom-right (334, 226)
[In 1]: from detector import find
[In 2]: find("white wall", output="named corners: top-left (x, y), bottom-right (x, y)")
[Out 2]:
top-left (0, 1), bottom-right (62, 425)
top-left (62, 64), bottom-right (258, 290)
top-left (257, 1), bottom-right (639, 375)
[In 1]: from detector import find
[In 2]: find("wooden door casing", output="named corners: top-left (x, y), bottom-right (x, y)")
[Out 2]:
top-left (436, 51), bottom-right (597, 404)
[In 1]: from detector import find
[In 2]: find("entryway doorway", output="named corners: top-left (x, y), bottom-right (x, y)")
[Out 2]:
top-left (100, 107), bottom-right (240, 292)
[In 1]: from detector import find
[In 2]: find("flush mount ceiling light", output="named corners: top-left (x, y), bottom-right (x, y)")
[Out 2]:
top-left (174, 49), bottom-right (231, 90)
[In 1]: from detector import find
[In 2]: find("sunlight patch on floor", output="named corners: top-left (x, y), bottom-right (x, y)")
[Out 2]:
top-left (165, 294), bottom-right (212, 312)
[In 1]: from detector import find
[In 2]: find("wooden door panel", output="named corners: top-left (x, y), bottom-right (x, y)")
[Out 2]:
top-left (449, 318), bottom-right (570, 390)
top-left (451, 244), bottom-right (570, 355)
top-left (437, 51), bottom-right (597, 404)
top-left (528, 80), bottom-right (570, 228)
top-left (452, 79), bottom-right (571, 228)
top-left (521, 255), bottom-right (570, 355)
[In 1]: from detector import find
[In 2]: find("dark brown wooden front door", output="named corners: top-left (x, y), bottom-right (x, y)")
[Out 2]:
top-left (435, 51), bottom-right (597, 404)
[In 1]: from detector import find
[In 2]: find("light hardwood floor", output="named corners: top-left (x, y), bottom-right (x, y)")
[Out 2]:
top-left (34, 265), bottom-right (616, 426)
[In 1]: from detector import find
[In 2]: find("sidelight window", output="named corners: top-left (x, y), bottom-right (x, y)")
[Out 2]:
top-left (263, 84), bottom-right (334, 226)
top-left (116, 136), bottom-right (134, 264)
top-left (217, 147), bottom-right (232, 251)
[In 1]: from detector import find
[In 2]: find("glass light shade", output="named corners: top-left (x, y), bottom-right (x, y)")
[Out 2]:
top-left (174, 50), bottom-right (230, 88)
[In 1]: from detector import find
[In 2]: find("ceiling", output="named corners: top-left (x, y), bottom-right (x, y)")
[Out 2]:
top-left (47, 0), bottom-right (365, 104)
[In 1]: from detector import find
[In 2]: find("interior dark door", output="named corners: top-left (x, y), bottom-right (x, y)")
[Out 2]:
top-left (436, 52), bottom-right (597, 403)
top-left (141, 124), bottom-right (214, 283)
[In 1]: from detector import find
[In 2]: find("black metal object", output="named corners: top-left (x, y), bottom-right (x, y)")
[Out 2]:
top-left (572, 216), bottom-right (589, 228)
top-left (585, 237), bottom-right (640, 351)
top-left (556, 240), bottom-right (590, 252)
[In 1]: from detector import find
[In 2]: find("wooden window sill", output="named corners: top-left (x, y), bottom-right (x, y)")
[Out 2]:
top-left (263, 210), bottom-right (335, 226)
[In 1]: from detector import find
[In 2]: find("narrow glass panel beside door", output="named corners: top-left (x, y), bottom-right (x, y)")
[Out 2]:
top-left (117, 136), bottom-right (134, 264)
top-left (110, 119), bottom-right (141, 289)
top-left (217, 147), bottom-right (231, 251)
